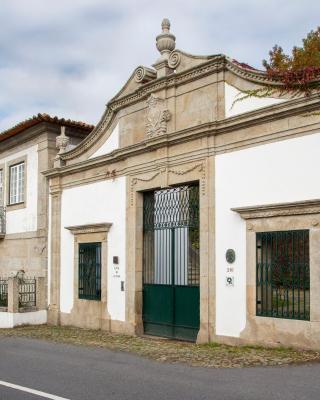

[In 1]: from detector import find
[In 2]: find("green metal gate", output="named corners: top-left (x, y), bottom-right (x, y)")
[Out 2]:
top-left (143, 185), bottom-right (200, 341)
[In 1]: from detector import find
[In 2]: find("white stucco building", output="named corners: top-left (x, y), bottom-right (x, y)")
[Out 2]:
top-left (2, 20), bottom-right (319, 348)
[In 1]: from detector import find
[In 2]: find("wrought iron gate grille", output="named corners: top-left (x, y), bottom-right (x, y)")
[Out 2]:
top-left (256, 230), bottom-right (310, 320)
top-left (143, 185), bottom-right (200, 286)
top-left (79, 243), bottom-right (101, 300)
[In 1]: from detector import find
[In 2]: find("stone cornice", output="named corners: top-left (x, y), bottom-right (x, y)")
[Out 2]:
top-left (43, 94), bottom-right (320, 179)
top-left (225, 58), bottom-right (281, 86)
top-left (0, 124), bottom-right (46, 154)
top-left (62, 55), bottom-right (304, 162)
top-left (232, 199), bottom-right (320, 219)
top-left (65, 223), bottom-right (112, 235)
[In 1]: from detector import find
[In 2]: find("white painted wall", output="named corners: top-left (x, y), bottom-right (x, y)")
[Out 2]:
top-left (0, 145), bottom-right (38, 234)
top-left (59, 177), bottom-right (126, 321)
top-left (89, 124), bottom-right (119, 159)
top-left (225, 83), bottom-right (284, 118)
top-left (215, 132), bottom-right (320, 337)
top-left (0, 310), bottom-right (47, 328)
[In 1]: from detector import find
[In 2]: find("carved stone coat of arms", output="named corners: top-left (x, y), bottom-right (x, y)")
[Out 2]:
top-left (145, 94), bottom-right (171, 137)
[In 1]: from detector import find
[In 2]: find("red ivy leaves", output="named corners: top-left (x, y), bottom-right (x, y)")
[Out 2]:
top-left (266, 66), bottom-right (320, 92)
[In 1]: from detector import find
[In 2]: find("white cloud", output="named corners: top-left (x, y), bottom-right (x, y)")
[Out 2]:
top-left (0, 0), bottom-right (319, 131)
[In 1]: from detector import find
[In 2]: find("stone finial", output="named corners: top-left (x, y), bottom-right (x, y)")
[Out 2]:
top-left (156, 18), bottom-right (176, 61)
top-left (54, 125), bottom-right (69, 167)
top-left (153, 18), bottom-right (176, 78)
top-left (161, 18), bottom-right (170, 31)
top-left (56, 126), bottom-right (69, 156)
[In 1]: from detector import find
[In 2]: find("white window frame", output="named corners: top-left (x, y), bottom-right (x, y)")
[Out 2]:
top-left (9, 162), bottom-right (25, 205)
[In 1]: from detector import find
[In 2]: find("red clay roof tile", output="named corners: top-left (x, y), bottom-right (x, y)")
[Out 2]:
top-left (0, 113), bottom-right (94, 143)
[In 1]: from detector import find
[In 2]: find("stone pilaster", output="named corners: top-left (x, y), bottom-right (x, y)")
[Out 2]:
top-left (7, 277), bottom-right (19, 313)
top-left (36, 277), bottom-right (46, 310)
top-left (125, 176), bottom-right (144, 335)
top-left (48, 179), bottom-right (62, 325)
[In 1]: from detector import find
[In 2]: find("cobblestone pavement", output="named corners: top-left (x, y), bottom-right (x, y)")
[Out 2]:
top-left (1, 325), bottom-right (320, 368)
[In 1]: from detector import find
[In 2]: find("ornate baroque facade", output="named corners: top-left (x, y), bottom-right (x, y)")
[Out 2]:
top-left (37, 20), bottom-right (320, 348)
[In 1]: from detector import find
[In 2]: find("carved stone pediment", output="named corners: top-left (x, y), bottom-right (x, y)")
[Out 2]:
top-left (145, 94), bottom-right (171, 137)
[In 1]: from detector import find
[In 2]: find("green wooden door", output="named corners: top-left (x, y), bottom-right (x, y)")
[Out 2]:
top-left (143, 185), bottom-right (200, 341)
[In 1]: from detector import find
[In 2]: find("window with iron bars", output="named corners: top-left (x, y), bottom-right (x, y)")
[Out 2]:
top-left (256, 230), bottom-right (310, 321)
top-left (78, 243), bottom-right (101, 300)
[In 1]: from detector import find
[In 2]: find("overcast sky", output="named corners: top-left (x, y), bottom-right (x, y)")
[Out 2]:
top-left (0, 0), bottom-right (319, 132)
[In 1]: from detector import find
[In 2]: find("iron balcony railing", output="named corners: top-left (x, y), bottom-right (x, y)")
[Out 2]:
top-left (0, 279), bottom-right (8, 308)
top-left (0, 207), bottom-right (5, 236)
top-left (0, 276), bottom-right (41, 311)
top-left (19, 278), bottom-right (37, 309)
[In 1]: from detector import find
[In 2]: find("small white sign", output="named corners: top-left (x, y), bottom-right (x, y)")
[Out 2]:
top-left (113, 265), bottom-right (120, 278)
top-left (226, 276), bottom-right (234, 287)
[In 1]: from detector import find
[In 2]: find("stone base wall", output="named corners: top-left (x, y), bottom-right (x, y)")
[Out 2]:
top-left (0, 310), bottom-right (47, 328)
top-left (0, 232), bottom-right (47, 278)
top-left (58, 310), bottom-right (132, 335)
top-left (213, 322), bottom-right (320, 351)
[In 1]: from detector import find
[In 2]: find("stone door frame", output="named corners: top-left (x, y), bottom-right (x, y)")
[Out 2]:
top-left (125, 159), bottom-right (215, 343)
top-left (64, 223), bottom-right (112, 329)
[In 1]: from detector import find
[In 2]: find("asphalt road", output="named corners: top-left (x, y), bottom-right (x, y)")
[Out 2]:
top-left (0, 337), bottom-right (319, 400)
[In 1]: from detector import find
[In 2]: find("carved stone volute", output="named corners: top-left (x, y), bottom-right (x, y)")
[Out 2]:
top-left (134, 66), bottom-right (157, 83)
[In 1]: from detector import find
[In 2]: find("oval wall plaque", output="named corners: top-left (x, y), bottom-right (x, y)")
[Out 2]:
top-left (226, 249), bottom-right (236, 264)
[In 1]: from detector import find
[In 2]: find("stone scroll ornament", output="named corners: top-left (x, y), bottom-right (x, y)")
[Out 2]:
top-left (145, 94), bottom-right (171, 137)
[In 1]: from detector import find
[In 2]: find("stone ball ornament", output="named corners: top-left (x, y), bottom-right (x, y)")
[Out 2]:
top-left (226, 249), bottom-right (236, 264)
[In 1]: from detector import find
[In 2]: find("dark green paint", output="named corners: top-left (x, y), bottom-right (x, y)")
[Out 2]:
top-left (78, 242), bottom-right (101, 301)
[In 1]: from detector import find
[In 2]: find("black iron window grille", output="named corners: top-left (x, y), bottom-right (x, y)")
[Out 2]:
top-left (19, 278), bottom-right (36, 309)
top-left (256, 230), bottom-right (310, 320)
top-left (79, 243), bottom-right (101, 300)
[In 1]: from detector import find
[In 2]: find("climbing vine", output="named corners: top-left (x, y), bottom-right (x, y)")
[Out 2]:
top-left (234, 26), bottom-right (320, 104)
